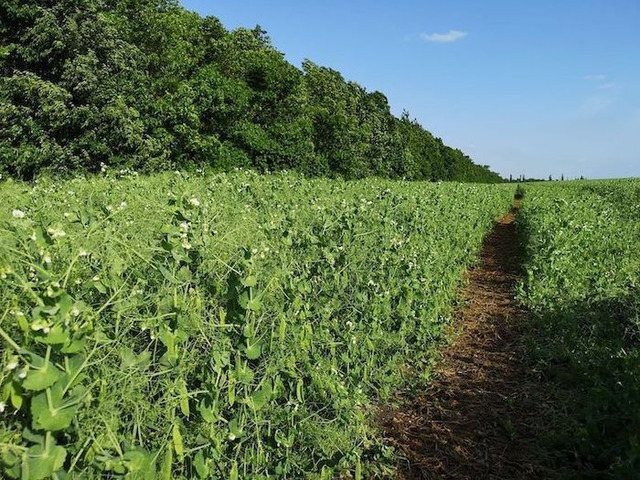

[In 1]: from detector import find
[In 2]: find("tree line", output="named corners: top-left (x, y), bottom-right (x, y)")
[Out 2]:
top-left (0, 0), bottom-right (503, 182)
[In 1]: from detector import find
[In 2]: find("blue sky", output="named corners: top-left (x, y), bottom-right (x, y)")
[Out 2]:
top-left (181, 0), bottom-right (639, 179)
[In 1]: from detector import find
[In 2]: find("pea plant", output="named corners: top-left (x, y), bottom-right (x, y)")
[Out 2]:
top-left (516, 179), bottom-right (640, 478)
top-left (1, 171), bottom-right (514, 478)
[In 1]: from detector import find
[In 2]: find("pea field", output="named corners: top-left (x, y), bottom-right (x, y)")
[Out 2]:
top-left (0, 172), bottom-right (638, 479)
top-left (0, 171), bottom-right (513, 479)
top-left (516, 179), bottom-right (640, 477)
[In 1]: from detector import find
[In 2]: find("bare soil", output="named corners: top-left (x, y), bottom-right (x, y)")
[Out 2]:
top-left (381, 202), bottom-right (554, 480)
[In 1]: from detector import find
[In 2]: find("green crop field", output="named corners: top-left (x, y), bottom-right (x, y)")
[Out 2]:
top-left (517, 179), bottom-right (640, 477)
top-left (1, 3), bottom-right (638, 477)
top-left (1, 173), bottom-right (639, 479)
top-left (0, 171), bottom-right (514, 479)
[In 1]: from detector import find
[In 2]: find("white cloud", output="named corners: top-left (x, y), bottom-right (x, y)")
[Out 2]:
top-left (420, 30), bottom-right (468, 43)
top-left (584, 74), bottom-right (606, 81)
top-left (597, 82), bottom-right (621, 91)
top-left (580, 96), bottom-right (615, 117)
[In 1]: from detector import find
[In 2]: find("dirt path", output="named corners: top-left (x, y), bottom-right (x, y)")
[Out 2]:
top-left (382, 202), bottom-right (553, 480)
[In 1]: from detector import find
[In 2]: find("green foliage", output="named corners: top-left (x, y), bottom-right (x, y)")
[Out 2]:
top-left (517, 179), bottom-right (640, 478)
top-left (0, 0), bottom-right (502, 182)
top-left (0, 170), bottom-right (513, 478)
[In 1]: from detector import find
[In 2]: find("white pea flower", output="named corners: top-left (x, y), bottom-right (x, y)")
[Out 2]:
top-left (47, 227), bottom-right (66, 239)
top-left (43, 254), bottom-right (52, 264)
top-left (0, 401), bottom-right (6, 413)
top-left (5, 357), bottom-right (19, 371)
top-left (119, 201), bottom-right (127, 210)
top-left (189, 197), bottom-right (200, 207)
top-left (179, 222), bottom-right (190, 233)
top-left (12, 209), bottom-right (25, 219)
top-left (79, 249), bottom-right (88, 257)
top-left (181, 238), bottom-right (192, 250)
top-left (31, 319), bottom-right (50, 332)
top-left (71, 307), bottom-right (80, 317)
top-left (18, 369), bottom-right (27, 379)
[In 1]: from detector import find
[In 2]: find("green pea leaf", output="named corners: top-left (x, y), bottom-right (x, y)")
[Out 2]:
top-left (246, 298), bottom-right (262, 312)
top-left (31, 384), bottom-right (85, 432)
top-left (176, 266), bottom-right (192, 283)
top-left (40, 324), bottom-right (69, 345)
top-left (57, 294), bottom-right (73, 318)
top-left (234, 359), bottom-right (254, 384)
top-left (25, 437), bottom-right (67, 480)
top-left (249, 382), bottom-right (271, 410)
top-left (244, 339), bottom-right (262, 360)
top-left (60, 337), bottom-right (86, 354)
top-left (22, 363), bottom-right (63, 391)
top-left (193, 451), bottom-right (209, 479)
top-left (123, 448), bottom-right (156, 479)
top-left (228, 418), bottom-right (244, 440)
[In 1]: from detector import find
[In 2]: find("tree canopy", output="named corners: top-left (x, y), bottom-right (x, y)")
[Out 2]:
top-left (0, 0), bottom-right (503, 182)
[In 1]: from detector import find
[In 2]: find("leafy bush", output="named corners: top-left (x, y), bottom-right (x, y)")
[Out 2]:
top-left (0, 1), bottom-right (502, 183)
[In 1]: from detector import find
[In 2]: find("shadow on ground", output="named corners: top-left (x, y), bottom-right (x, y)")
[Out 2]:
top-left (381, 204), bottom-right (640, 479)
top-left (381, 206), bottom-right (556, 480)
top-left (524, 294), bottom-right (640, 479)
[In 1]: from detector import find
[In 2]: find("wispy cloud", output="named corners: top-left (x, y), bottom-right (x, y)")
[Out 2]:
top-left (582, 74), bottom-right (623, 91)
top-left (580, 96), bottom-right (616, 117)
top-left (420, 30), bottom-right (468, 43)
top-left (579, 74), bottom-right (623, 117)
top-left (597, 82), bottom-right (621, 91)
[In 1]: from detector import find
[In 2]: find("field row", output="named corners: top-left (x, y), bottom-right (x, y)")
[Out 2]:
top-left (517, 179), bottom-right (640, 477)
top-left (0, 172), bottom-right (513, 479)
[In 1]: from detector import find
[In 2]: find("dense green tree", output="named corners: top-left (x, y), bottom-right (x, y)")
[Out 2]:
top-left (0, 0), bottom-right (502, 182)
